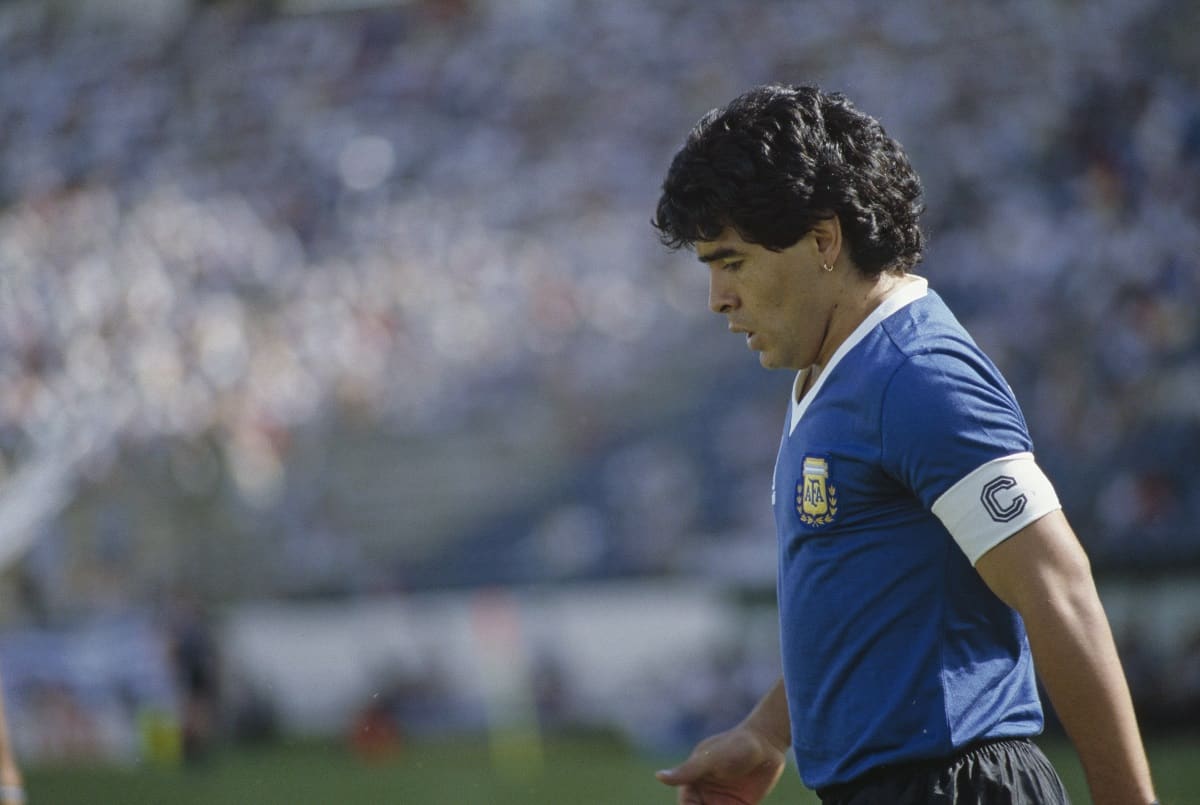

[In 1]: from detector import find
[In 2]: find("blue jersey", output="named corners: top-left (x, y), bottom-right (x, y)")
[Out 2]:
top-left (772, 279), bottom-right (1062, 790)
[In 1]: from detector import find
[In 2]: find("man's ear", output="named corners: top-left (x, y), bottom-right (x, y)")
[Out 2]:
top-left (809, 216), bottom-right (842, 267)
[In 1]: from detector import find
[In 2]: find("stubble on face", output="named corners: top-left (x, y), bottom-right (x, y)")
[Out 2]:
top-left (697, 230), bottom-right (836, 374)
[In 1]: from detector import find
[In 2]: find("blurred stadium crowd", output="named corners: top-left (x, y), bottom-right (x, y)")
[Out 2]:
top-left (0, 0), bottom-right (1199, 744)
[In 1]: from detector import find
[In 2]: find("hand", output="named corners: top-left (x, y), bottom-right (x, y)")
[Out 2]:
top-left (655, 725), bottom-right (788, 804)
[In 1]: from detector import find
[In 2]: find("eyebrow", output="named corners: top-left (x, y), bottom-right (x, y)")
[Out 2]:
top-left (696, 247), bottom-right (745, 264)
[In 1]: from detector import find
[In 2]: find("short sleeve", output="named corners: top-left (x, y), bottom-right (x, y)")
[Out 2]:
top-left (881, 352), bottom-right (1061, 563)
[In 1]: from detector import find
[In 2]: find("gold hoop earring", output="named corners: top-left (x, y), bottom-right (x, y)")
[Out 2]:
top-left (822, 262), bottom-right (833, 272)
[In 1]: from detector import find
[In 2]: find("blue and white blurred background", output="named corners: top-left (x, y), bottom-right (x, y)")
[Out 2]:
top-left (1, 0), bottom-right (1198, 768)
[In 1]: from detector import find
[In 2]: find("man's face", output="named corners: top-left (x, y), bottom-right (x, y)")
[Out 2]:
top-left (696, 228), bottom-right (837, 372)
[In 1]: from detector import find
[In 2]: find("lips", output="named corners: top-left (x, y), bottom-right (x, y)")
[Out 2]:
top-left (728, 323), bottom-right (757, 348)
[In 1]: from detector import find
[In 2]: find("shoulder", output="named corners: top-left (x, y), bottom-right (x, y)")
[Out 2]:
top-left (880, 345), bottom-right (1025, 446)
top-left (876, 289), bottom-right (1014, 408)
top-left (879, 288), bottom-right (981, 361)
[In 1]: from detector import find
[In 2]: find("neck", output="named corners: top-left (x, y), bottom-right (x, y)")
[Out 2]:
top-left (814, 270), bottom-right (910, 368)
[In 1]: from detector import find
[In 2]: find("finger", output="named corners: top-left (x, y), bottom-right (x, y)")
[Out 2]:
top-left (659, 768), bottom-right (709, 804)
top-left (656, 763), bottom-right (696, 785)
top-left (655, 767), bottom-right (676, 784)
top-left (657, 752), bottom-right (709, 786)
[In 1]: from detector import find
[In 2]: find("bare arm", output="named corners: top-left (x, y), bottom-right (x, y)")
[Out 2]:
top-left (738, 677), bottom-right (791, 751)
top-left (656, 678), bottom-right (790, 804)
top-left (975, 510), bottom-right (1156, 805)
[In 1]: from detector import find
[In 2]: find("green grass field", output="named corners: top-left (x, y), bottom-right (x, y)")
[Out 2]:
top-left (22, 732), bottom-right (1200, 804)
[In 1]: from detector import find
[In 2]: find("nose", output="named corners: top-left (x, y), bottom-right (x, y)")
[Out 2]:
top-left (708, 269), bottom-right (737, 314)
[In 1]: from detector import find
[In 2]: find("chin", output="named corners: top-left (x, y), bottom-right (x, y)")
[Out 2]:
top-left (759, 351), bottom-right (802, 372)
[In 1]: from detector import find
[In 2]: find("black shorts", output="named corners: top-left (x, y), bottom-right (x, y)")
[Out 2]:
top-left (816, 737), bottom-right (1071, 804)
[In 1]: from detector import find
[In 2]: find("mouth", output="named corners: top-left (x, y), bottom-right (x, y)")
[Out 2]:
top-left (728, 323), bottom-right (758, 349)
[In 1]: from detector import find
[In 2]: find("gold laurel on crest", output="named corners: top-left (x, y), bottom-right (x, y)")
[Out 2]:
top-left (798, 485), bottom-right (838, 526)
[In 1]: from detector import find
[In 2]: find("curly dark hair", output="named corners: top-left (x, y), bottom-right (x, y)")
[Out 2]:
top-left (653, 84), bottom-right (925, 275)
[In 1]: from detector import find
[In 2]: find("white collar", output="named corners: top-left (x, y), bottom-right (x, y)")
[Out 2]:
top-left (789, 276), bottom-right (929, 435)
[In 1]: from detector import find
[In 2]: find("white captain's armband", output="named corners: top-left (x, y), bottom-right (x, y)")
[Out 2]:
top-left (931, 452), bottom-right (1062, 565)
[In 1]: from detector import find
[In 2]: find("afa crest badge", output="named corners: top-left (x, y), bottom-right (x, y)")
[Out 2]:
top-left (797, 456), bottom-right (838, 526)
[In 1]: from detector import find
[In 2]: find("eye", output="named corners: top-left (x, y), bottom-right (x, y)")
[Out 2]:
top-left (723, 260), bottom-right (744, 272)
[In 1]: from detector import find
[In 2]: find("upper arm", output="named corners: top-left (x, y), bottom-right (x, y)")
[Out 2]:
top-left (974, 509), bottom-right (1094, 614)
top-left (881, 352), bottom-right (1060, 564)
top-left (881, 352), bottom-right (1033, 509)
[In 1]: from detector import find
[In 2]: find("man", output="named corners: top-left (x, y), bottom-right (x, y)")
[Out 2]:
top-left (651, 84), bottom-right (1157, 805)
